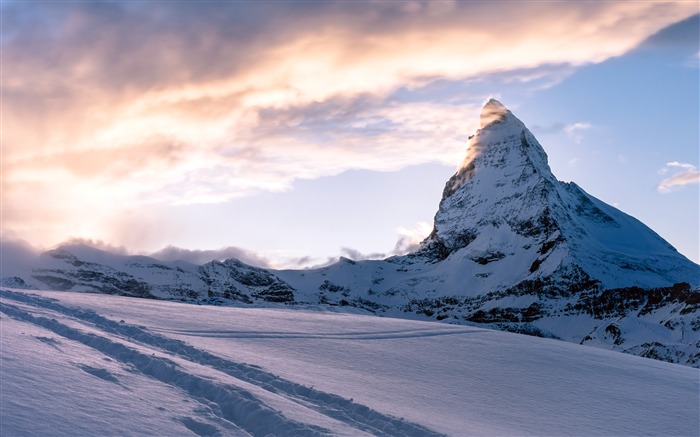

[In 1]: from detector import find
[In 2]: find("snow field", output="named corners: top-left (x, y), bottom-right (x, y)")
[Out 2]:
top-left (1, 289), bottom-right (698, 436)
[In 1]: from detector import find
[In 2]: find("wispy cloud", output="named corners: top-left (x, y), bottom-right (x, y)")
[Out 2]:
top-left (533, 121), bottom-right (592, 144)
top-left (149, 246), bottom-right (272, 268)
top-left (657, 161), bottom-right (700, 192)
top-left (338, 221), bottom-right (434, 262)
top-left (2, 1), bottom-right (696, 250)
top-left (683, 50), bottom-right (700, 68)
top-left (393, 221), bottom-right (434, 255)
top-left (564, 122), bottom-right (593, 144)
top-left (0, 238), bottom-right (41, 277)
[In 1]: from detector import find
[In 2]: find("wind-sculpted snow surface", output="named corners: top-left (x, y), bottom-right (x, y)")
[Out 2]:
top-left (3, 100), bottom-right (699, 366)
top-left (0, 289), bottom-right (444, 436)
top-left (1, 289), bottom-right (699, 436)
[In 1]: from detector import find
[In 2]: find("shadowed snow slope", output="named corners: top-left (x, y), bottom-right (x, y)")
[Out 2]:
top-left (1, 289), bottom-right (698, 436)
top-left (2, 100), bottom-right (699, 366)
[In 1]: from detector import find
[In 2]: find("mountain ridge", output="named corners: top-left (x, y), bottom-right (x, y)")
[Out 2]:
top-left (3, 100), bottom-right (699, 366)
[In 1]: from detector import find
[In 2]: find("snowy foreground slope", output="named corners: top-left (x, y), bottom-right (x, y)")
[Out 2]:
top-left (3, 100), bottom-right (699, 366)
top-left (1, 288), bottom-right (698, 437)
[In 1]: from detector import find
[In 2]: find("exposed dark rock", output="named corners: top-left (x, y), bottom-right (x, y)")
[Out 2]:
top-left (31, 275), bottom-right (75, 291)
top-left (319, 280), bottom-right (348, 293)
top-left (251, 282), bottom-right (295, 303)
top-left (1, 276), bottom-right (34, 289)
top-left (572, 283), bottom-right (696, 319)
top-left (471, 251), bottom-right (506, 265)
top-left (605, 323), bottom-right (624, 345)
top-left (467, 303), bottom-right (543, 324)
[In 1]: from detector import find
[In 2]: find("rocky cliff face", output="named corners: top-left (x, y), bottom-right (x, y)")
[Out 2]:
top-left (4, 100), bottom-right (699, 366)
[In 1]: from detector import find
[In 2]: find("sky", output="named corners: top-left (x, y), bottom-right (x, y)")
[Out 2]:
top-left (1, 1), bottom-right (698, 268)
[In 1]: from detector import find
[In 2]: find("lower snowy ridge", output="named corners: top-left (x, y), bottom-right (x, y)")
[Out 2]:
top-left (3, 243), bottom-right (699, 367)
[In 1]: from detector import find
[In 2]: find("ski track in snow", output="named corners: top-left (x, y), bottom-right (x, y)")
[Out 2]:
top-left (155, 327), bottom-right (486, 340)
top-left (0, 289), bottom-right (446, 437)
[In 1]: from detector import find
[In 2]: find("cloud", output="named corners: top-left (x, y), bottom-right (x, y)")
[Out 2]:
top-left (338, 221), bottom-right (434, 262)
top-left (149, 246), bottom-right (272, 268)
top-left (657, 162), bottom-right (700, 192)
top-left (0, 235), bottom-right (333, 272)
top-left (2, 1), bottom-right (696, 251)
top-left (638, 13), bottom-right (699, 50)
top-left (270, 255), bottom-right (339, 270)
top-left (393, 222), bottom-right (434, 255)
top-left (564, 122), bottom-right (593, 144)
top-left (533, 121), bottom-right (592, 144)
top-left (339, 247), bottom-right (388, 262)
top-left (59, 238), bottom-right (130, 256)
top-left (0, 237), bottom-right (40, 278)
top-left (683, 51), bottom-right (700, 68)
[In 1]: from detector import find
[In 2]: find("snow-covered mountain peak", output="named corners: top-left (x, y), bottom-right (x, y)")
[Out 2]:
top-left (419, 100), bottom-right (697, 291)
top-left (456, 101), bottom-right (552, 183)
top-left (479, 98), bottom-right (511, 128)
top-left (422, 101), bottom-right (556, 258)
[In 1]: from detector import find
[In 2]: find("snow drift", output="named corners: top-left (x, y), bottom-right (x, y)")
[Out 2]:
top-left (1, 289), bottom-right (698, 436)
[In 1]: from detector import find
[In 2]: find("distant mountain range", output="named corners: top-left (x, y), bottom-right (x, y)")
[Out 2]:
top-left (4, 100), bottom-right (698, 366)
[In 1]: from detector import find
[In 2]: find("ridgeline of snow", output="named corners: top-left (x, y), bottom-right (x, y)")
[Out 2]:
top-left (1, 289), bottom-right (698, 436)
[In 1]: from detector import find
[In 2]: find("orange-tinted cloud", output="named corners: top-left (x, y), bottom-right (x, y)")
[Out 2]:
top-left (2, 1), bottom-right (696, 251)
top-left (657, 162), bottom-right (700, 192)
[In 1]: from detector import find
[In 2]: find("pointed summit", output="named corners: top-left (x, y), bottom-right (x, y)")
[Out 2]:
top-left (480, 98), bottom-right (511, 128)
top-left (423, 101), bottom-right (555, 258)
top-left (432, 99), bottom-right (553, 218)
